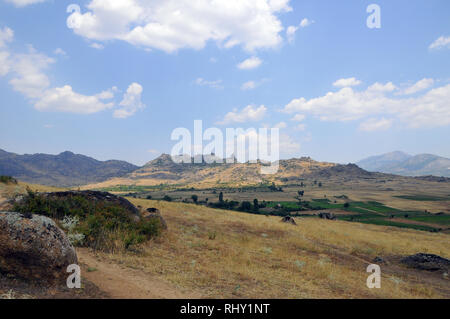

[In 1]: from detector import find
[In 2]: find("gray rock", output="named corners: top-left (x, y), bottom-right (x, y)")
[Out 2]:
top-left (0, 212), bottom-right (77, 285)
top-left (280, 216), bottom-right (297, 225)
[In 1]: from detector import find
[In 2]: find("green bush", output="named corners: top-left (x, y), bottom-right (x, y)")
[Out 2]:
top-left (13, 189), bottom-right (162, 252)
top-left (0, 176), bottom-right (17, 184)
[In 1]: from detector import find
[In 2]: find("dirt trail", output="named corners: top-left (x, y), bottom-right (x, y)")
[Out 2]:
top-left (77, 248), bottom-right (202, 299)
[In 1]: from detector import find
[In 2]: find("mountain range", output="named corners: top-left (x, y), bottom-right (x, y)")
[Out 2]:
top-left (1, 148), bottom-right (449, 187)
top-left (357, 151), bottom-right (450, 177)
top-left (0, 149), bottom-right (138, 187)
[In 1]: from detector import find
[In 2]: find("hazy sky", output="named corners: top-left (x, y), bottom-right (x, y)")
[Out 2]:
top-left (0, 0), bottom-right (449, 165)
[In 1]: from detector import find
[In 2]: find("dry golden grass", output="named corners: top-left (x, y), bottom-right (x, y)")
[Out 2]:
top-left (95, 199), bottom-right (450, 299)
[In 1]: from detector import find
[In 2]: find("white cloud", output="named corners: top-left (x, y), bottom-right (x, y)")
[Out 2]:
top-left (399, 78), bottom-right (434, 95)
top-left (9, 46), bottom-right (54, 99)
top-left (0, 27), bottom-right (14, 48)
top-left (237, 56), bottom-right (262, 70)
top-left (429, 36), bottom-right (450, 50)
top-left (90, 43), bottom-right (104, 50)
top-left (241, 78), bottom-right (269, 90)
top-left (295, 124), bottom-right (306, 131)
top-left (35, 85), bottom-right (114, 114)
top-left (291, 114), bottom-right (305, 122)
top-left (0, 27), bottom-right (141, 118)
top-left (286, 18), bottom-right (314, 43)
top-left (0, 51), bottom-right (10, 76)
top-left (4, 0), bottom-right (46, 7)
top-left (113, 82), bottom-right (145, 118)
top-left (54, 48), bottom-right (67, 56)
top-left (359, 118), bottom-right (392, 132)
top-left (241, 80), bottom-right (256, 91)
top-left (286, 25), bottom-right (299, 44)
top-left (333, 77), bottom-right (361, 88)
top-left (300, 18), bottom-right (313, 28)
top-left (218, 105), bottom-right (267, 125)
top-left (67, 0), bottom-right (291, 53)
top-left (284, 80), bottom-right (450, 128)
top-left (195, 78), bottom-right (223, 89)
top-left (274, 121), bottom-right (287, 129)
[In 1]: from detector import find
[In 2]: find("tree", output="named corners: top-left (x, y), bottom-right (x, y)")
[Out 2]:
top-left (298, 191), bottom-right (304, 197)
top-left (163, 195), bottom-right (172, 202)
top-left (240, 201), bottom-right (252, 211)
top-left (344, 202), bottom-right (350, 208)
top-left (318, 182), bottom-right (322, 187)
top-left (191, 195), bottom-right (198, 204)
top-left (219, 192), bottom-right (224, 203)
top-left (253, 199), bottom-right (259, 209)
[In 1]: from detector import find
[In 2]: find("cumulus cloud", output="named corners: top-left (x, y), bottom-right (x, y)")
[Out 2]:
top-left (113, 83), bottom-right (146, 118)
top-left (4, 0), bottom-right (46, 7)
top-left (399, 78), bottom-right (434, 95)
top-left (0, 26), bottom-right (143, 118)
top-left (429, 36), bottom-right (450, 50)
top-left (359, 118), bottom-right (392, 132)
top-left (67, 0), bottom-right (292, 53)
top-left (218, 105), bottom-right (267, 125)
top-left (283, 79), bottom-right (450, 128)
top-left (195, 78), bottom-right (223, 89)
top-left (237, 56), bottom-right (262, 70)
top-left (35, 85), bottom-right (115, 114)
top-left (333, 77), bottom-right (361, 88)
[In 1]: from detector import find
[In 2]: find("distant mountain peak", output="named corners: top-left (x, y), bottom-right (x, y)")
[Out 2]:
top-left (357, 152), bottom-right (450, 177)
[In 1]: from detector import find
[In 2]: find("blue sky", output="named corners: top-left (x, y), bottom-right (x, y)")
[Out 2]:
top-left (0, 0), bottom-right (449, 166)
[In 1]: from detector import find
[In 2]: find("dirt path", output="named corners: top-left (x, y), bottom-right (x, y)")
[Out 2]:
top-left (77, 248), bottom-right (202, 299)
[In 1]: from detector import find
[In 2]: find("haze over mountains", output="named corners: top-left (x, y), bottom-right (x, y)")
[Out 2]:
top-left (357, 151), bottom-right (450, 177)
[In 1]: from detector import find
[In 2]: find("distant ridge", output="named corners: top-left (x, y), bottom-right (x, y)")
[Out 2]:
top-left (357, 152), bottom-right (450, 177)
top-left (0, 149), bottom-right (138, 187)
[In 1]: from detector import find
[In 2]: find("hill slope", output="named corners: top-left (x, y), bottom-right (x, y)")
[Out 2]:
top-left (0, 149), bottom-right (138, 187)
top-left (357, 152), bottom-right (450, 177)
top-left (85, 154), bottom-right (380, 189)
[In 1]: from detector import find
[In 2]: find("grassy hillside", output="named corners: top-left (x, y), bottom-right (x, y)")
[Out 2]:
top-left (92, 198), bottom-right (450, 298)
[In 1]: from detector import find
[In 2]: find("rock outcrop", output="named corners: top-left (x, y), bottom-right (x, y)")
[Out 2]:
top-left (0, 212), bottom-right (78, 285)
top-left (280, 216), bottom-right (297, 225)
top-left (401, 253), bottom-right (450, 272)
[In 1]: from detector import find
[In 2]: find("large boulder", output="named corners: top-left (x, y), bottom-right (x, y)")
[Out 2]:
top-left (0, 212), bottom-right (77, 285)
top-left (40, 191), bottom-right (142, 222)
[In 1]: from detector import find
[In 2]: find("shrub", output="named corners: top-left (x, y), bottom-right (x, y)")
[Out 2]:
top-left (0, 176), bottom-right (17, 184)
top-left (13, 190), bottom-right (162, 252)
top-left (163, 195), bottom-right (172, 202)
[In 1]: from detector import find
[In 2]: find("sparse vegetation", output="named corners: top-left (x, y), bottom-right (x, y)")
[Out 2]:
top-left (12, 189), bottom-right (162, 252)
top-left (0, 176), bottom-right (17, 184)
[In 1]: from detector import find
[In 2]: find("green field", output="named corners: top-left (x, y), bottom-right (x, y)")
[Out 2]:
top-left (394, 195), bottom-right (450, 201)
